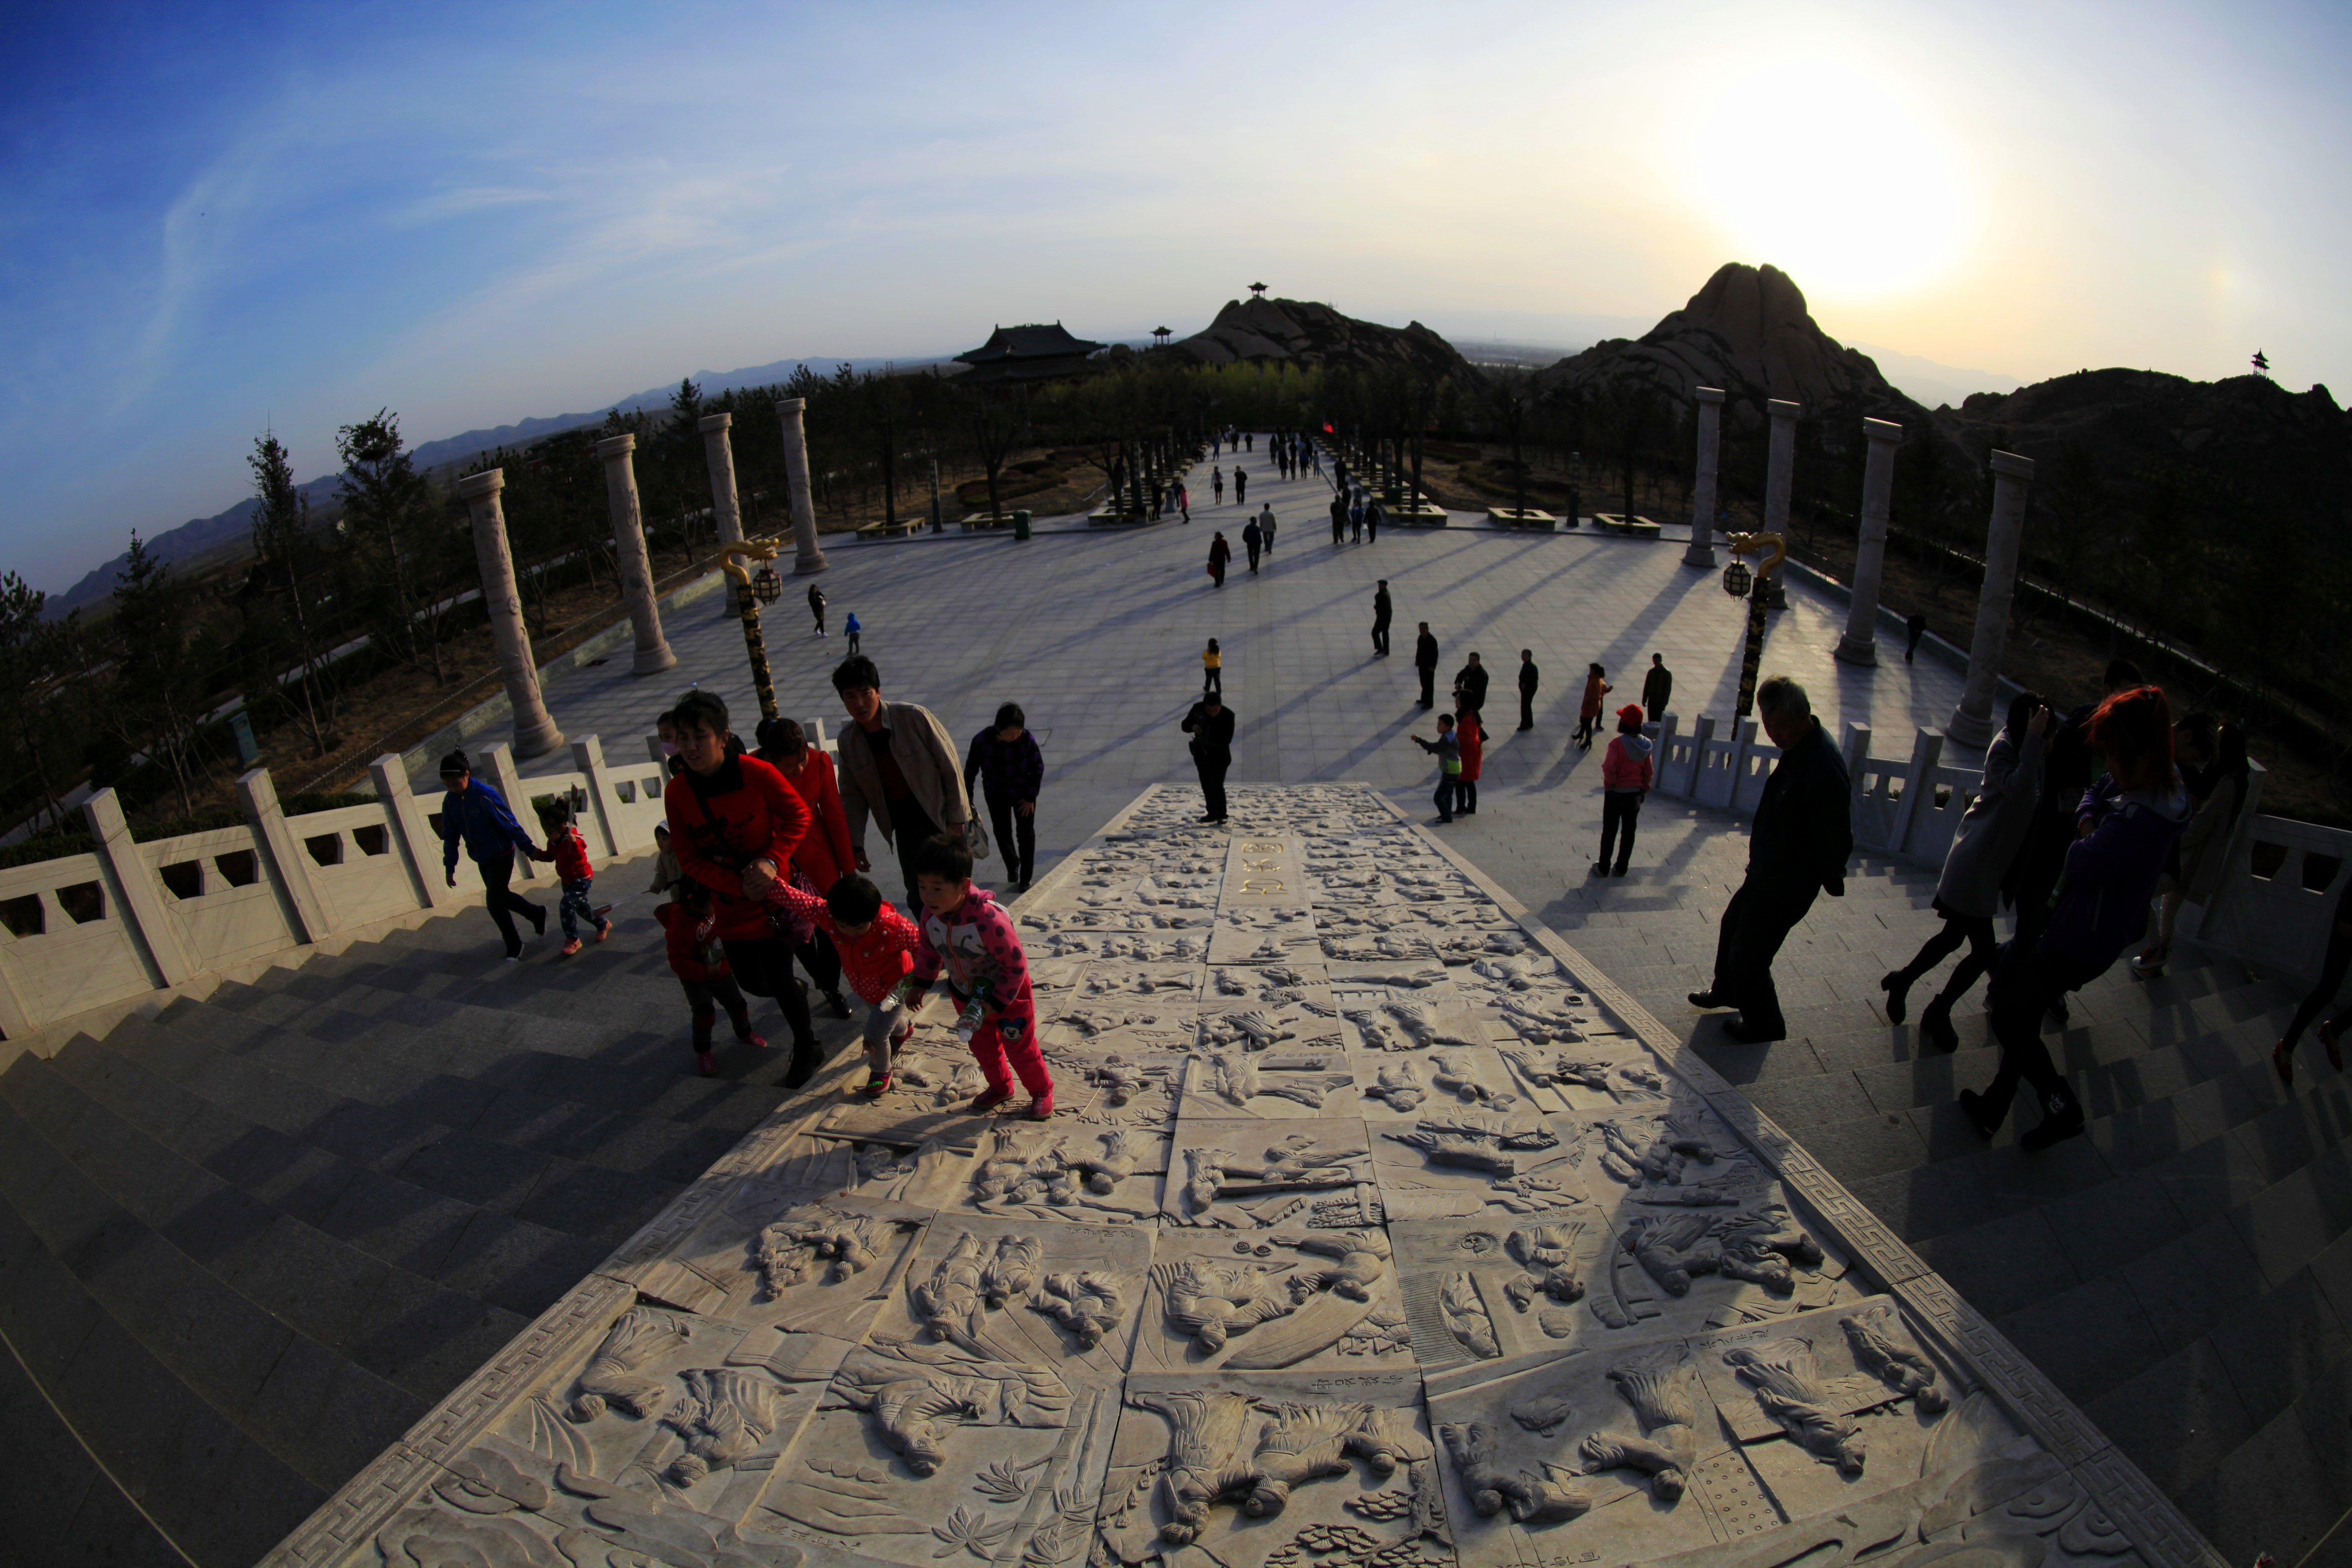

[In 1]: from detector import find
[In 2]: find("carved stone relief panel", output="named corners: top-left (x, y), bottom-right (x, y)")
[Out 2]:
top-left (1037, 1000), bottom-right (1201, 1056)
top-left (1132, 1228), bottom-right (1411, 1374)
top-left (1096, 1370), bottom-right (1449, 1568)
top-left (1163, 1118), bottom-right (1381, 1230)
top-left (1179, 1046), bottom-right (1360, 1121)
top-left (1369, 1099), bottom-right (1585, 1222)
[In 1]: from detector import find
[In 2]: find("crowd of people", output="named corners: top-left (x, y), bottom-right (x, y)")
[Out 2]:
top-left (427, 430), bottom-right (2345, 1160)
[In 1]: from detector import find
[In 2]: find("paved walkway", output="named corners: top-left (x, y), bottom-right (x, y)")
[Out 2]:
top-left (482, 439), bottom-right (2352, 1565)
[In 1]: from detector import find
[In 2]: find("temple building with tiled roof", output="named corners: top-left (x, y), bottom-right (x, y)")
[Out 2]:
top-left (952, 321), bottom-right (1105, 384)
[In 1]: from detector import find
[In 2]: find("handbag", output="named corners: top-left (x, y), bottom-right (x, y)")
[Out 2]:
top-left (965, 812), bottom-right (990, 861)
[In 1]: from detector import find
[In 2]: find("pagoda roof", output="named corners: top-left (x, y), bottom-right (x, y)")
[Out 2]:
top-left (954, 322), bottom-right (1105, 366)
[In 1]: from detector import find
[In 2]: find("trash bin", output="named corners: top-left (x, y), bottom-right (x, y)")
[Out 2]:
top-left (1013, 510), bottom-right (1032, 541)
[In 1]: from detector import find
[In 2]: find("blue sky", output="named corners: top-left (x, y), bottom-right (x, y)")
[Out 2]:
top-left (5, 0), bottom-right (2347, 593)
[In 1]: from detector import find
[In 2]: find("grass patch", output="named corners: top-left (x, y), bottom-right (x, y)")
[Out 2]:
top-left (0, 830), bottom-right (97, 871)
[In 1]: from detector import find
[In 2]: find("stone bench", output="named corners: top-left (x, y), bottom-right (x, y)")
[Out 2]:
top-left (1384, 500), bottom-right (1450, 526)
top-left (856, 519), bottom-right (919, 541)
top-left (1593, 513), bottom-right (1664, 539)
top-left (1485, 506), bottom-right (1558, 531)
top-left (1087, 508), bottom-right (1153, 528)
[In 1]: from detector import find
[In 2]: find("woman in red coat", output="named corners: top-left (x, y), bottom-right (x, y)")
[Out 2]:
top-left (1453, 699), bottom-right (1484, 815)
top-left (665, 692), bottom-right (822, 1084)
top-left (756, 717), bottom-right (857, 1021)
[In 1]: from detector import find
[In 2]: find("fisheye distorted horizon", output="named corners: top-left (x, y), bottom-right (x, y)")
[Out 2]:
top-left (2, 0), bottom-right (2346, 592)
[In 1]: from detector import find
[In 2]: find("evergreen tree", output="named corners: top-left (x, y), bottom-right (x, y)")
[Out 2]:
top-left (248, 433), bottom-right (338, 756)
top-left (336, 410), bottom-right (458, 683)
top-left (102, 533), bottom-right (218, 818)
top-left (0, 572), bottom-right (79, 827)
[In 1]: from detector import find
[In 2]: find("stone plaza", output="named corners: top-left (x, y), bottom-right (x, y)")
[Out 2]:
top-left (1, 432), bottom-right (2346, 1567)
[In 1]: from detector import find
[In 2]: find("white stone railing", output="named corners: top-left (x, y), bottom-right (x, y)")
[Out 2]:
top-left (0, 733), bottom-right (671, 1045)
top-left (1651, 711), bottom-right (2352, 983)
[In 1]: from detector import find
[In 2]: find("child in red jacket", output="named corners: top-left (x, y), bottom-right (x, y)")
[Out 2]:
top-left (534, 800), bottom-right (612, 955)
top-left (1595, 704), bottom-right (1654, 878)
top-left (767, 873), bottom-right (921, 1096)
top-left (658, 879), bottom-right (765, 1076)
top-left (902, 833), bottom-right (1051, 1119)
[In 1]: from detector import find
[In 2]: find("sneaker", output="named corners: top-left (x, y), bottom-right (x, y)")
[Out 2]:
top-left (696, 1050), bottom-right (718, 1078)
top-left (594, 920), bottom-right (613, 943)
top-left (890, 1022), bottom-right (915, 1051)
top-left (560, 938), bottom-right (583, 957)
top-left (2019, 1091), bottom-right (2085, 1151)
top-left (736, 1031), bottom-right (768, 1050)
top-left (824, 991), bottom-right (853, 1020)
top-left (503, 954), bottom-right (522, 963)
top-left (968, 1087), bottom-right (1016, 1115)
top-left (1024, 1095), bottom-right (1055, 1121)
top-left (860, 1073), bottom-right (893, 1098)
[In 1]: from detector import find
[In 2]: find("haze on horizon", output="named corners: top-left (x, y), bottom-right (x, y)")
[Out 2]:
top-left (4, 0), bottom-right (2346, 595)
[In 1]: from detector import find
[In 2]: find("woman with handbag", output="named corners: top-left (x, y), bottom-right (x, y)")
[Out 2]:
top-left (964, 703), bottom-right (1043, 891)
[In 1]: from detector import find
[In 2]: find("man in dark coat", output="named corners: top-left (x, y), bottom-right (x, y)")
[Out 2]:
top-left (1452, 653), bottom-right (1490, 717)
top-left (1208, 532), bottom-right (1230, 588)
top-left (1181, 695), bottom-right (1236, 824)
top-left (1690, 676), bottom-right (1852, 1043)
top-left (1517, 650), bottom-right (1539, 731)
top-left (1642, 654), bottom-right (1673, 725)
top-left (1242, 516), bottom-right (1263, 574)
top-left (1903, 611), bottom-right (1928, 663)
top-left (1414, 623), bottom-right (1439, 709)
top-left (1331, 491), bottom-right (1348, 544)
top-left (1371, 581), bottom-right (1393, 658)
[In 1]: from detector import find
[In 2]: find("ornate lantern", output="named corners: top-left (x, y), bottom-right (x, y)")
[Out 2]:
top-left (751, 564), bottom-right (783, 606)
top-left (1722, 559), bottom-right (1752, 598)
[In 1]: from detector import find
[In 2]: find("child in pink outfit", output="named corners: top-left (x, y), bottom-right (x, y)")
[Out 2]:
top-left (901, 833), bottom-right (1051, 1118)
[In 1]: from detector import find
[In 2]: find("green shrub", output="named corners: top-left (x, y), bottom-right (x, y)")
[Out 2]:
top-left (0, 830), bottom-right (96, 871)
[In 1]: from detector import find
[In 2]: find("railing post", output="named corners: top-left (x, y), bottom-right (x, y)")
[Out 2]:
top-left (81, 788), bottom-right (192, 989)
top-left (478, 741), bottom-right (542, 881)
top-left (369, 753), bottom-right (449, 908)
top-left (1889, 728), bottom-right (1945, 856)
top-left (1655, 713), bottom-right (1679, 796)
top-left (1727, 719), bottom-right (1757, 810)
top-left (236, 766), bottom-right (331, 945)
top-left (1687, 714), bottom-right (1717, 798)
top-left (570, 735), bottom-right (624, 858)
top-left (2190, 757), bottom-right (2269, 941)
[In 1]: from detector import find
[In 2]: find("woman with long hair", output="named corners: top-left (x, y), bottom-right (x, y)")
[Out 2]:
top-left (1960, 686), bottom-right (2191, 1149)
top-left (1882, 690), bottom-right (2051, 1049)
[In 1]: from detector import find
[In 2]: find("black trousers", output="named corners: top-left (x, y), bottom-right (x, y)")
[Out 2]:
top-left (1417, 666), bottom-right (1436, 707)
top-left (2282, 916), bottom-right (2352, 1050)
top-left (1194, 754), bottom-right (1230, 821)
top-left (1978, 937), bottom-right (2095, 1127)
top-left (1373, 618), bottom-right (1391, 656)
top-left (1599, 792), bottom-right (1641, 872)
top-left (680, 972), bottom-right (751, 1050)
top-left (1710, 874), bottom-right (1820, 1039)
top-left (717, 934), bottom-right (816, 1048)
top-left (1646, 701), bottom-right (1663, 726)
top-left (1519, 690), bottom-right (1535, 730)
top-left (1893, 906), bottom-right (1999, 1009)
top-left (474, 851), bottom-right (542, 957)
top-left (1246, 545), bottom-right (1261, 572)
top-left (790, 929), bottom-right (843, 996)
top-left (885, 796), bottom-right (944, 918)
top-left (986, 790), bottom-right (1037, 886)
top-left (1204, 667), bottom-right (1222, 695)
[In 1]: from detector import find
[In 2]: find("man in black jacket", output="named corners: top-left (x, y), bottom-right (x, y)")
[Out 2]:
top-left (1331, 491), bottom-right (1349, 545)
top-left (1690, 676), bottom-right (1852, 1043)
top-left (1181, 695), bottom-right (1236, 824)
top-left (1372, 581), bottom-right (1392, 657)
top-left (1452, 652), bottom-right (1490, 717)
top-left (1413, 624), bottom-right (1439, 709)
top-left (1518, 650), bottom-right (1539, 731)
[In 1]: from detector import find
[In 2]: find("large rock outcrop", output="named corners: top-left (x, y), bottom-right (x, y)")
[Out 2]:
top-left (1537, 263), bottom-right (1926, 433)
top-left (1168, 296), bottom-right (1477, 384)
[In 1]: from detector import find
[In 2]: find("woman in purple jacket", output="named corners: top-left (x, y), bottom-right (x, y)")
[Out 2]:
top-left (1961, 686), bottom-right (2191, 1150)
top-left (964, 702), bottom-right (1044, 892)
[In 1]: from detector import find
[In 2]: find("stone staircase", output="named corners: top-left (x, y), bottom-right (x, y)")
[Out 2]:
top-left (1478, 819), bottom-right (2352, 1568)
top-left (0, 882), bottom-right (846, 1566)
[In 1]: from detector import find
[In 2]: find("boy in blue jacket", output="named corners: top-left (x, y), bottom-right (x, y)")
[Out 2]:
top-left (437, 749), bottom-right (548, 961)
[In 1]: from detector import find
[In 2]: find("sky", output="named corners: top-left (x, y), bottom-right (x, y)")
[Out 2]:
top-left (4, 0), bottom-right (2348, 594)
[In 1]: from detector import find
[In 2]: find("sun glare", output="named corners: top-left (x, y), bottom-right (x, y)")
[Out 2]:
top-left (1682, 54), bottom-right (1974, 300)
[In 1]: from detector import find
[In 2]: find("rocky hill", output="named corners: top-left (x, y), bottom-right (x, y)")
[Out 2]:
top-left (1167, 295), bottom-right (1478, 384)
top-left (1534, 262), bottom-right (1929, 436)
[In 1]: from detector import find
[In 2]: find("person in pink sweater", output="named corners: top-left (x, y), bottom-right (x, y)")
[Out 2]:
top-left (766, 873), bottom-right (921, 1097)
top-left (902, 833), bottom-right (1051, 1119)
top-left (1594, 705), bottom-right (1654, 878)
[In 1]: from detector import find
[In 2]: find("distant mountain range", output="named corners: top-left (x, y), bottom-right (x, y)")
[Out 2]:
top-left (44, 355), bottom-right (944, 617)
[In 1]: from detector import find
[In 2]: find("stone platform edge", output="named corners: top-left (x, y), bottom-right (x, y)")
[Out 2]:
top-left (1392, 793), bottom-right (2228, 1568)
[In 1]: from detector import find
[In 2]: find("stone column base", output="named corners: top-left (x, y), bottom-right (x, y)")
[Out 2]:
top-left (512, 712), bottom-right (567, 760)
top-left (632, 641), bottom-right (679, 676)
top-left (1682, 539), bottom-right (1717, 567)
top-left (1834, 634), bottom-right (1878, 666)
top-left (1944, 704), bottom-right (1996, 750)
top-left (793, 548), bottom-right (829, 575)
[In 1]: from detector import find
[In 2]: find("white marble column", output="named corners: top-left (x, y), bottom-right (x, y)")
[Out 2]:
top-left (457, 469), bottom-right (566, 758)
top-left (699, 412), bottom-right (745, 546)
top-left (1945, 449), bottom-right (2036, 748)
top-left (780, 395), bottom-right (828, 575)
top-left (595, 433), bottom-right (679, 676)
top-left (1761, 398), bottom-right (1799, 536)
top-left (1835, 418), bottom-right (1903, 665)
top-left (1684, 386), bottom-right (1724, 566)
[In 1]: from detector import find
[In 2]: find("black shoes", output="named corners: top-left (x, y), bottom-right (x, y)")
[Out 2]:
top-left (1687, 990), bottom-right (1728, 1009)
top-left (2019, 1090), bottom-right (2086, 1150)
top-left (781, 1039), bottom-right (823, 1089)
top-left (1880, 971), bottom-right (1909, 1025)
top-left (1919, 1002), bottom-right (1960, 1053)
top-left (1957, 1088), bottom-right (2000, 1140)
top-left (1592, 862), bottom-right (1609, 878)
top-left (824, 990), bottom-right (853, 1020)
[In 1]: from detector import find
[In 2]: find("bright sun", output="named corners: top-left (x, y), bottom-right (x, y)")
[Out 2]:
top-left (1682, 56), bottom-right (1975, 300)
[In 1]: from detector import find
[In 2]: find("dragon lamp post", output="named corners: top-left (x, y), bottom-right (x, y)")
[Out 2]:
top-left (1723, 531), bottom-right (1786, 719)
top-left (722, 541), bottom-right (785, 722)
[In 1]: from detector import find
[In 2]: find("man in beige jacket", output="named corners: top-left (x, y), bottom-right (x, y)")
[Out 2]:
top-left (830, 655), bottom-right (971, 912)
